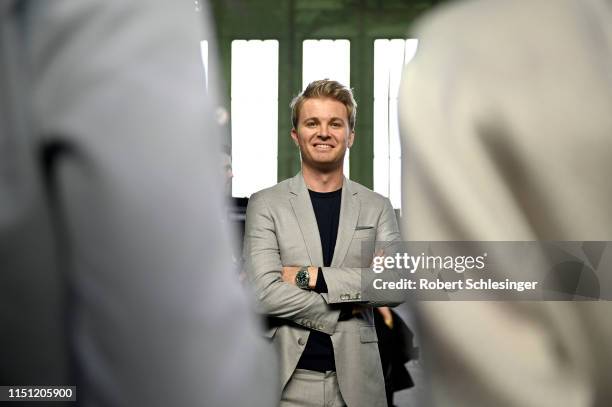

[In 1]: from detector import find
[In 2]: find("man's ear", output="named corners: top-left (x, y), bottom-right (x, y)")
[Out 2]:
top-left (348, 130), bottom-right (355, 148)
top-left (290, 128), bottom-right (300, 146)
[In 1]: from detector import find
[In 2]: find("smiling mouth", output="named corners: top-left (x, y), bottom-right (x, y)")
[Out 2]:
top-left (313, 144), bottom-right (334, 150)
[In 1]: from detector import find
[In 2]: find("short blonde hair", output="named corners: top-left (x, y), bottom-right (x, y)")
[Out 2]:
top-left (290, 79), bottom-right (357, 131)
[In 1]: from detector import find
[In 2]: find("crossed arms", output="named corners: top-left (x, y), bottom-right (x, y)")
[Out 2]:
top-left (243, 192), bottom-right (403, 335)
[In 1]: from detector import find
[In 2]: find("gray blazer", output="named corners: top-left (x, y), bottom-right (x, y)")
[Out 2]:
top-left (244, 172), bottom-right (402, 407)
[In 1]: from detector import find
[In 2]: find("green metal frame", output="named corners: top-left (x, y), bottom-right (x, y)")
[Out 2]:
top-left (209, 0), bottom-right (438, 189)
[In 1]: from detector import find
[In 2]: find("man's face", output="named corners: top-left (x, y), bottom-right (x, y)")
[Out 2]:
top-left (291, 97), bottom-right (354, 172)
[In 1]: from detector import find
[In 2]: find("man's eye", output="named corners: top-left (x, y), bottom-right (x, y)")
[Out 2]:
top-left (305, 122), bottom-right (316, 127)
top-left (331, 122), bottom-right (342, 128)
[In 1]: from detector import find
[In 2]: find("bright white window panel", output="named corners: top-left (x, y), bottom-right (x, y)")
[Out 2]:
top-left (373, 38), bottom-right (418, 209)
top-left (200, 40), bottom-right (209, 89)
top-left (302, 39), bottom-right (351, 177)
top-left (231, 40), bottom-right (279, 198)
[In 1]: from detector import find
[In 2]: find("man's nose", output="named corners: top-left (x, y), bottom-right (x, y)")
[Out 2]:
top-left (317, 131), bottom-right (331, 140)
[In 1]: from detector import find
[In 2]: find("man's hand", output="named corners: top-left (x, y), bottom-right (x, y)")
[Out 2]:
top-left (372, 248), bottom-right (385, 268)
top-left (281, 266), bottom-right (318, 289)
top-left (376, 306), bottom-right (394, 329)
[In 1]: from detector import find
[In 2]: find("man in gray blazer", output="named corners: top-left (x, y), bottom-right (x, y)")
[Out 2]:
top-left (244, 79), bottom-right (402, 407)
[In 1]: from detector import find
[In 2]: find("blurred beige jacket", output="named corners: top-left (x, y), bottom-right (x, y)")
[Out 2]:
top-left (399, 0), bottom-right (612, 406)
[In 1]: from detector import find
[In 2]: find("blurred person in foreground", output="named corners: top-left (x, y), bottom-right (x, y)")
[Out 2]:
top-left (399, 0), bottom-right (612, 406)
top-left (243, 79), bottom-right (402, 407)
top-left (0, 1), bottom-right (276, 405)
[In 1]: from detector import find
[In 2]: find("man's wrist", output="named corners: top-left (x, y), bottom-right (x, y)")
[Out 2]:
top-left (294, 266), bottom-right (310, 289)
top-left (308, 266), bottom-right (319, 289)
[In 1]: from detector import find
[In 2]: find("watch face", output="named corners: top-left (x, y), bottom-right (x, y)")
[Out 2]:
top-left (296, 269), bottom-right (309, 288)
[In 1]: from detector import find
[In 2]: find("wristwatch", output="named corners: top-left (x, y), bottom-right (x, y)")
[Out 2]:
top-left (295, 266), bottom-right (310, 289)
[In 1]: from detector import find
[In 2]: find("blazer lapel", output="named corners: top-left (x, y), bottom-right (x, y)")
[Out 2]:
top-left (331, 178), bottom-right (360, 267)
top-left (288, 173), bottom-right (324, 266)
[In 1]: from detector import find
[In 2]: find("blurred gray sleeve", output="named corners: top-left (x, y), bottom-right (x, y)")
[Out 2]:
top-left (27, 1), bottom-right (276, 405)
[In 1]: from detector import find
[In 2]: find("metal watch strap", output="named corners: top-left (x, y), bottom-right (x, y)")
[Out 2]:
top-left (295, 266), bottom-right (310, 289)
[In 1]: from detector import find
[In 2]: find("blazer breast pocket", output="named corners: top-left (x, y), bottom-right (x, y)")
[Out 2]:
top-left (353, 227), bottom-right (375, 240)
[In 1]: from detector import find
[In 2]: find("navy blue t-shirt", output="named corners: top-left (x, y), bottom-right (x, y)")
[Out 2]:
top-left (295, 188), bottom-right (341, 372)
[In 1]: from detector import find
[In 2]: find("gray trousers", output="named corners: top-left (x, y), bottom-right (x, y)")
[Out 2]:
top-left (280, 369), bottom-right (347, 407)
